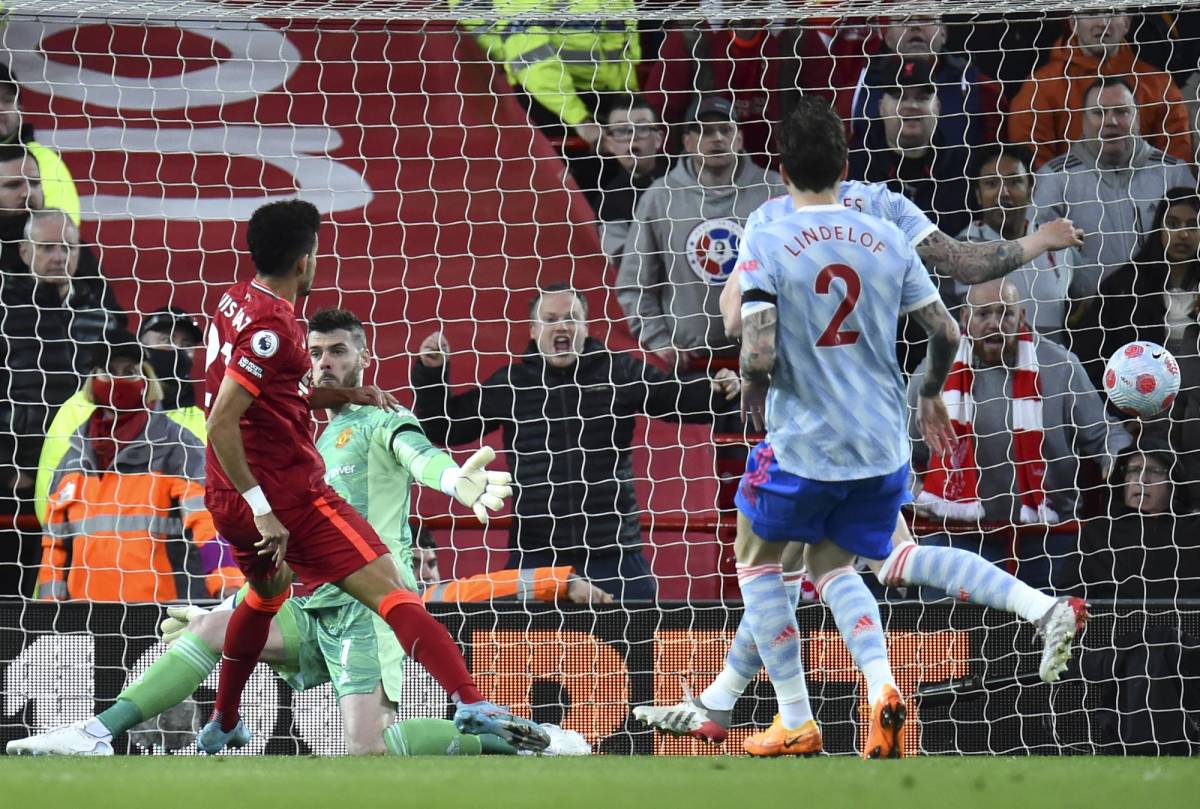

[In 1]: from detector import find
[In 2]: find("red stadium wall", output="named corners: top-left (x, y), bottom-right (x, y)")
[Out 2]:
top-left (16, 19), bottom-right (721, 598)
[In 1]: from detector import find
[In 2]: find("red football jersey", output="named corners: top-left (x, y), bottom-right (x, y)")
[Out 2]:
top-left (203, 279), bottom-right (324, 508)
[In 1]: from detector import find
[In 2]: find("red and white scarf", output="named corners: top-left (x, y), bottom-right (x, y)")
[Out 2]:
top-left (916, 330), bottom-right (1060, 524)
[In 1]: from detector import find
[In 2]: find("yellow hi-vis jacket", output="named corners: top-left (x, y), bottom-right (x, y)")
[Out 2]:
top-left (28, 140), bottom-right (81, 226)
top-left (35, 390), bottom-right (207, 526)
top-left (448, 0), bottom-right (506, 61)
top-left (495, 0), bottom-right (639, 126)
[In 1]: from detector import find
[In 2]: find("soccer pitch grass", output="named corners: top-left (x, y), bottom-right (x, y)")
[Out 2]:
top-left (3, 756), bottom-right (1196, 809)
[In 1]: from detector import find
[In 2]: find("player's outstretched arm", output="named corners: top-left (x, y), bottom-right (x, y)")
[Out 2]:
top-left (207, 376), bottom-right (289, 565)
top-left (739, 305), bottom-right (777, 432)
top-left (915, 220), bottom-right (1084, 286)
top-left (910, 299), bottom-right (961, 458)
top-left (308, 384), bottom-right (400, 411)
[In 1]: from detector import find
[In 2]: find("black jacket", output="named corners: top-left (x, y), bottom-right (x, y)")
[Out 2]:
top-left (1078, 258), bottom-right (1200, 387)
top-left (0, 265), bottom-right (124, 419)
top-left (588, 156), bottom-right (669, 224)
top-left (848, 128), bottom-right (972, 239)
top-left (413, 338), bottom-right (732, 558)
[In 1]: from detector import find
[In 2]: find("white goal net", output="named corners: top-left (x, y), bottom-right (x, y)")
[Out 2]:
top-left (1, 0), bottom-right (1198, 757)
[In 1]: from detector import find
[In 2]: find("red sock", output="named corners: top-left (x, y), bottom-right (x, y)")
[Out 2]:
top-left (380, 590), bottom-right (482, 704)
top-left (212, 589), bottom-right (287, 732)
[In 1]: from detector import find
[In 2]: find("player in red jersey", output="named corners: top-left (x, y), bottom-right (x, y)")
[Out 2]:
top-left (197, 199), bottom-right (548, 754)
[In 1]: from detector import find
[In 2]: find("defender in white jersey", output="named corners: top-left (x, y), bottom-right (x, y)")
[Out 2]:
top-left (721, 182), bottom-right (1085, 342)
top-left (643, 100), bottom-right (1094, 758)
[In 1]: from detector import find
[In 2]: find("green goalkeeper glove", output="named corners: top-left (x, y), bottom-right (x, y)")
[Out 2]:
top-left (160, 604), bottom-right (209, 646)
top-left (440, 446), bottom-right (512, 524)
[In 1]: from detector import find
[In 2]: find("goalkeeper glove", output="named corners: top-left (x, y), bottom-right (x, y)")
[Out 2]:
top-left (440, 446), bottom-right (512, 524)
top-left (160, 604), bottom-right (209, 646)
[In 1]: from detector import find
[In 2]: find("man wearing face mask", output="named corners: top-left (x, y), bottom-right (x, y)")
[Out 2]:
top-left (35, 334), bottom-right (243, 602)
top-left (906, 278), bottom-right (1130, 593)
top-left (34, 306), bottom-right (204, 526)
top-left (413, 283), bottom-right (741, 601)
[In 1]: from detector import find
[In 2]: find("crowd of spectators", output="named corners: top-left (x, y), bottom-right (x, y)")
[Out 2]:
top-left (3, 10), bottom-right (1200, 603)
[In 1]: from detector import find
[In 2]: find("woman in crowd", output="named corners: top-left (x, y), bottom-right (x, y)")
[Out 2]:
top-left (1071, 440), bottom-right (1200, 601)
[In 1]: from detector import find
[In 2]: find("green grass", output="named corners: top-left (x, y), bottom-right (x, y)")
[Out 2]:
top-left (2, 756), bottom-right (1196, 809)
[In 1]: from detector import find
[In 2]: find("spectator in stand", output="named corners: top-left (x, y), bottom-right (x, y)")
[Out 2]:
top-left (34, 306), bottom-right (207, 524)
top-left (0, 208), bottom-right (123, 506)
top-left (0, 144), bottom-right (120, 309)
top-left (0, 64), bottom-right (80, 225)
top-left (848, 57), bottom-right (972, 240)
top-left (1008, 12), bottom-right (1193, 171)
top-left (1076, 188), bottom-right (1200, 389)
top-left (785, 15), bottom-right (877, 122)
top-left (617, 96), bottom-right (783, 367)
top-left (412, 283), bottom-right (740, 601)
top-left (849, 14), bottom-right (1004, 152)
top-left (1032, 77), bottom-right (1197, 301)
top-left (412, 526), bottom-right (612, 605)
top-left (1185, 69), bottom-right (1200, 166)
top-left (908, 278), bottom-right (1130, 592)
top-left (643, 20), bottom-right (781, 166)
top-left (589, 96), bottom-right (667, 264)
top-left (0, 143), bottom-right (41, 270)
top-left (954, 145), bottom-right (1081, 341)
top-left (36, 333), bottom-right (243, 602)
top-left (1070, 440), bottom-right (1200, 601)
top-left (495, 0), bottom-right (639, 150)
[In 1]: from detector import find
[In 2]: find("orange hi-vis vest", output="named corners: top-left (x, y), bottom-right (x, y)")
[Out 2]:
top-left (38, 412), bottom-right (243, 602)
top-left (421, 566), bottom-right (574, 603)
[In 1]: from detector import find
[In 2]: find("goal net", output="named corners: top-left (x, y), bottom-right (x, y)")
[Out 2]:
top-left (1, 0), bottom-right (1199, 757)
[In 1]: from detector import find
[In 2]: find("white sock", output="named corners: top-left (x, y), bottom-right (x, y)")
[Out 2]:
top-left (1009, 587), bottom-right (1057, 624)
top-left (862, 660), bottom-right (896, 706)
top-left (699, 667), bottom-right (748, 712)
top-left (778, 696), bottom-right (814, 729)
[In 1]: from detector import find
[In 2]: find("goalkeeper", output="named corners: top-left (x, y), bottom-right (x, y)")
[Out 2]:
top-left (7, 308), bottom-right (597, 757)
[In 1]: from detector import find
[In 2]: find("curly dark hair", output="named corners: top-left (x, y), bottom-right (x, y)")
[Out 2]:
top-left (245, 199), bottom-right (321, 278)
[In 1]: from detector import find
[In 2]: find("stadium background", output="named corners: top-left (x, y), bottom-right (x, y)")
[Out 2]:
top-left (3, 14), bottom-right (723, 598)
top-left (0, 1), bottom-right (1198, 760)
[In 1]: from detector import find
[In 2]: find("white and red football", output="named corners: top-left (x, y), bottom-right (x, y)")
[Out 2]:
top-left (1103, 341), bottom-right (1182, 418)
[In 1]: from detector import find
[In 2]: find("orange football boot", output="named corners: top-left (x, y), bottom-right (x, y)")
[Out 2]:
top-left (743, 715), bottom-right (822, 757)
top-left (863, 684), bottom-right (906, 759)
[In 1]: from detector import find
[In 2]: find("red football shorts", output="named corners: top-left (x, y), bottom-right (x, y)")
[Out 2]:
top-left (206, 483), bottom-right (388, 586)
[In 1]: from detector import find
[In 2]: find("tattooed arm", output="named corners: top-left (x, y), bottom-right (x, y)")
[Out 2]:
top-left (915, 218), bottom-right (1083, 285)
top-left (739, 305), bottom-right (777, 431)
top-left (909, 298), bottom-right (961, 456)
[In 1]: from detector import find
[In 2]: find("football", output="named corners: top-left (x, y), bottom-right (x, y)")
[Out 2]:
top-left (1102, 341), bottom-right (1182, 417)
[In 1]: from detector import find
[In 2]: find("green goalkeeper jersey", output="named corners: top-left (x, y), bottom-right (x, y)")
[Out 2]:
top-left (305, 404), bottom-right (456, 609)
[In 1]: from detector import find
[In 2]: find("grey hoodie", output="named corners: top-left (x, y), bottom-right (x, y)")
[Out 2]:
top-left (617, 156), bottom-right (784, 352)
top-left (1032, 137), bottom-right (1195, 296)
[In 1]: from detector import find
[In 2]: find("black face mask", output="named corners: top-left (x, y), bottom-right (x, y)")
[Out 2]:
top-left (146, 348), bottom-right (195, 409)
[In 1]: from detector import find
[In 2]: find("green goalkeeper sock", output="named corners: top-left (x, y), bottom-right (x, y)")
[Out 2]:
top-left (383, 719), bottom-right (518, 756)
top-left (97, 631), bottom-right (219, 736)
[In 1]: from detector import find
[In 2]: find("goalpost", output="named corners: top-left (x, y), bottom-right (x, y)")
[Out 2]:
top-left (1, 0), bottom-right (1198, 756)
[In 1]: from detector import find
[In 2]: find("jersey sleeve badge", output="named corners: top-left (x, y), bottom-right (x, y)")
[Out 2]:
top-left (251, 329), bottom-right (280, 358)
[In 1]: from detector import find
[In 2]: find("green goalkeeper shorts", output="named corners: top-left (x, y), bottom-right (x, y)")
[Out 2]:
top-left (233, 588), bottom-right (398, 699)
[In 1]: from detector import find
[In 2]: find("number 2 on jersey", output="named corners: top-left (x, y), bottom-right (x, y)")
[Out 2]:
top-left (814, 263), bottom-right (861, 347)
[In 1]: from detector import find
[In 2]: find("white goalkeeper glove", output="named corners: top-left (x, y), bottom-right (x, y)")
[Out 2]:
top-left (160, 604), bottom-right (209, 646)
top-left (440, 446), bottom-right (512, 524)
